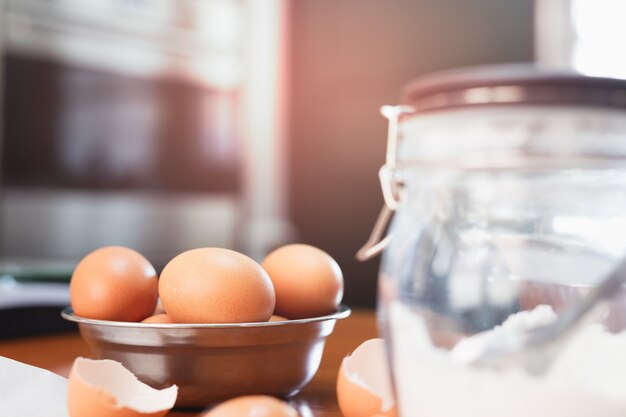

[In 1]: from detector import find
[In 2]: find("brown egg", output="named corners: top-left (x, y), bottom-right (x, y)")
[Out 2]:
top-left (269, 314), bottom-right (288, 322)
top-left (159, 248), bottom-right (275, 323)
top-left (142, 313), bottom-right (175, 324)
top-left (67, 357), bottom-right (177, 417)
top-left (70, 246), bottom-right (158, 322)
top-left (202, 395), bottom-right (299, 417)
top-left (262, 244), bottom-right (343, 319)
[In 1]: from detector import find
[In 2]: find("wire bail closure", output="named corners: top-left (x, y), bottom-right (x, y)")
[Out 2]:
top-left (356, 105), bottom-right (415, 261)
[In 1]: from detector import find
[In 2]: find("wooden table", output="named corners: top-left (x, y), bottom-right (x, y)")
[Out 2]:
top-left (0, 309), bottom-right (377, 417)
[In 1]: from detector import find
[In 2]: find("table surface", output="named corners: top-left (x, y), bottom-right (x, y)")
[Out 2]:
top-left (0, 309), bottom-right (378, 417)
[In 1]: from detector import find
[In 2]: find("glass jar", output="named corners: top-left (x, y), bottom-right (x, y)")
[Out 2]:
top-left (364, 65), bottom-right (626, 417)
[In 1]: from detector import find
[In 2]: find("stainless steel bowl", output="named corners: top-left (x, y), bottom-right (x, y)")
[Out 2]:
top-left (62, 306), bottom-right (351, 407)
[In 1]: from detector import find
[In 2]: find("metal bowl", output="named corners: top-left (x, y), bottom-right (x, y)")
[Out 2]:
top-left (62, 305), bottom-right (351, 407)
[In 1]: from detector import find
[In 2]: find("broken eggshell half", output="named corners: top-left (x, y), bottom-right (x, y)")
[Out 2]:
top-left (336, 338), bottom-right (397, 417)
top-left (67, 357), bottom-right (178, 417)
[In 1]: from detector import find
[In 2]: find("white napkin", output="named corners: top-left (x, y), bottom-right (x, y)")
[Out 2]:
top-left (0, 356), bottom-right (68, 417)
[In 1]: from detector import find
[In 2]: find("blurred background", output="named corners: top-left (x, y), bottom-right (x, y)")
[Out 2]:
top-left (0, 0), bottom-right (621, 337)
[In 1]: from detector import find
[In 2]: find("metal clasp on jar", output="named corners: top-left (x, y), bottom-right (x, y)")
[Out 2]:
top-left (356, 105), bottom-right (415, 261)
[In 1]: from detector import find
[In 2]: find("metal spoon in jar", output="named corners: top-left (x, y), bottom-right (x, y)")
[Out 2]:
top-left (453, 257), bottom-right (626, 376)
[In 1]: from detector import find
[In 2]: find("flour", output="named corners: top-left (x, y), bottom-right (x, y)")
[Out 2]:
top-left (389, 302), bottom-right (626, 417)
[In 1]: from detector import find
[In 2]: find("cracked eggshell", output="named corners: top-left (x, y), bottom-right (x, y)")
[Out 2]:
top-left (202, 395), bottom-right (300, 417)
top-left (67, 357), bottom-right (177, 417)
top-left (336, 338), bottom-right (397, 417)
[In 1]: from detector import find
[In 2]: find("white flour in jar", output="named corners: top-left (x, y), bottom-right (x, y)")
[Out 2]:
top-left (389, 302), bottom-right (626, 417)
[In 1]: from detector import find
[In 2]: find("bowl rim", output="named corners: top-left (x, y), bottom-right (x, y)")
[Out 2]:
top-left (61, 305), bottom-right (352, 329)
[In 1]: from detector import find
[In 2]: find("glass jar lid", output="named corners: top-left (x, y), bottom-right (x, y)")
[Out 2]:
top-left (401, 64), bottom-right (626, 114)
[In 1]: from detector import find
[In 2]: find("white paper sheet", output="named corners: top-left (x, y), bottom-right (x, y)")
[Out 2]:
top-left (0, 356), bottom-right (68, 417)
